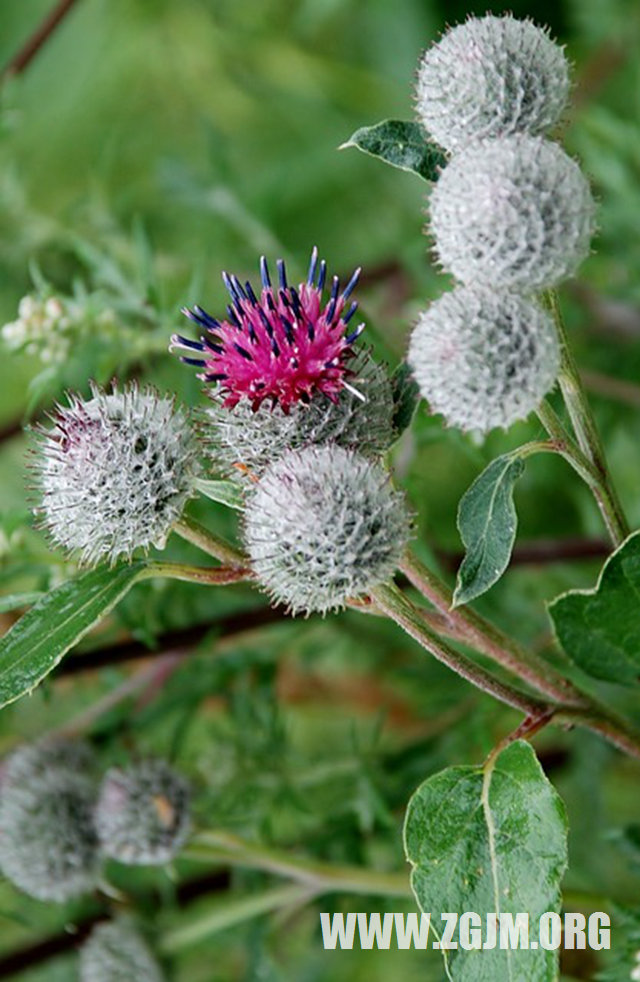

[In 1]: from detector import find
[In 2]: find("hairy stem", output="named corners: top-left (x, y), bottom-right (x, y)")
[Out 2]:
top-left (185, 830), bottom-right (412, 898)
top-left (384, 570), bottom-right (640, 760)
top-left (173, 514), bottom-right (248, 567)
top-left (400, 551), bottom-right (586, 707)
top-left (143, 560), bottom-right (250, 586)
top-left (161, 884), bottom-right (314, 953)
top-left (558, 706), bottom-right (640, 762)
top-left (371, 582), bottom-right (546, 716)
top-left (536, 399), bottom-right (628, 546)
top-left (546, 291), bottom-right (629, 545)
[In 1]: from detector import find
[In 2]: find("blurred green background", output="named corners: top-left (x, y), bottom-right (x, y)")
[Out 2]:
top-left (0, 0), bottom-right (640, 979)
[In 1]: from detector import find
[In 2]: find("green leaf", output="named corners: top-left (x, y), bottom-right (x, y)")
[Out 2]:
top-left (0, 592), bottom-right (43, 615)
top-left (339, 119), bottom-right (446, 182)
top-left (0, 562), bottom-right (149, 708)
top-left (195, 478), bottom-right (244, 511)
top-left (453, 453), bottom-right (525, 607)
top-left (391, 361), bottom-right (419, 436)
top-left (549, 531), bottom-right (640, 685)
top-left (404, 741), bottom-right (568, 982)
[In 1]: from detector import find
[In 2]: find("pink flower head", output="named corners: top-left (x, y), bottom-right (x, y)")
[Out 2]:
top-left (170, 248), bottom-right (365, 412)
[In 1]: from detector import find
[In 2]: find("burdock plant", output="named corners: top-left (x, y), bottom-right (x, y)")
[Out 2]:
top-left (33, 383), bottom-right (199, 566)
top-left (2, 10), bottom-right (640, 982)
top-left (95, 759), bottom-right (191, 866)
top-left (0, 741), bottom-right (100, 902)
top-left (79, 921), bottom-right (165, 982)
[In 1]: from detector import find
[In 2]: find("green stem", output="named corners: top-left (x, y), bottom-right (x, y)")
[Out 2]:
top-left (399, 553), bottom-right (640, 758)
top-left (173, 514), bottom-right (248, 567)
top-left (536, 399), bottom-right (627, 546)
top-left (546, 291), bottom-right (629, 545)
top-left (143, 560), bottom-right (250, 586)
top-left (400, 552), bottom-right (586, 707)
top-left (160, 884), bottom-right (313, 953)
top-left (371, 582), bottom-right (545, 716)
top-left (184, 830), bottom-right (412, 898)
top-left (558, 706), bottom-right (640, 762)
top-left (536, 399), bottom-right (598, 486)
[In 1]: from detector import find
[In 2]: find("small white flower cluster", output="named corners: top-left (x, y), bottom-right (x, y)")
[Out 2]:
top-left (410, 15), bottom-right (594, 435)
top-left (79, 921), bottom-right (165, 982)
top-left (0, 740), bottom-right (191, 903)
top-left (1, 293), bottom-right (116, 365)
top-left (34, 383), bottom-right (198, 566)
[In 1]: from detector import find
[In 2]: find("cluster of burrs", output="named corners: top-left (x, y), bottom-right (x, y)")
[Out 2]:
top-left (170, 249), bottom-right (411, 615)
top-left (409, 14), bottom-right (595, 434)
top-left (0, 741), bottom-right (191, 978)
top-left (0, 740), bottom-right (191, 901)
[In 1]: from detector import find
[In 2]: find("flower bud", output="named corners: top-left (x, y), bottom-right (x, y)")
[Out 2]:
top-left (244, 445), bottom-right (411, 614)
top-left (416, 15), bottom-right (570, 152)
top-left (0, 740), bottom-right (100, 902)
top-left (34, 383), bottom-right (198, 566)
top-left (95, 759), bottom-right (190, 865)
top-left (430, 136), bottom-right (594, 289)
top-left (79, 921), bottom-right (165, 982)
top-left (408, 285), bottom-right (560, 434)
top-left (204, 352), bottom-right (395, 478)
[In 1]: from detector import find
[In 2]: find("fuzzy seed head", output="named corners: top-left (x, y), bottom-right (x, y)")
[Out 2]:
top-left (34, 383), bottom-right (198, 566)
top-left (408, 286), bottom-right (560, 434)
top-left (416, 15), bottom-right (570, 152)
top-left (95, 760), bottom-right (190, 866)
top-left (203, 352), bottom-right (395, 478)
top-left (0, 740), bottom-right (100, 902)
top-left (430, 136), bottom-right (595, 290)
top-left (244, 445), bottom-right (411, 615)
top-left (79, 921), bottom-right (165, 982)
top-left (172, 248), bottom-right (366, 413)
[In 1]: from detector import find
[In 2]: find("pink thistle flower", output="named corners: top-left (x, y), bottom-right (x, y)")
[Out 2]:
top-left (170, 248), bottom-right (365, 412)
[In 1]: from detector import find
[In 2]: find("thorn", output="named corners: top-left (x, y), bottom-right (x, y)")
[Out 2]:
top-left (346, 322), bottom-right (365, 343)
top-left (307, 246), bottom-right (318, 286)
top-left (342, 379), bottom-right (366, 402)
top-left (343, 301), bottom-right (358, 324)
top-left (180, 356), bottom-right (207, 366)
top-left (342, 267), bottom-right (361, 301)
top-left (169, 333), bottom-right (204, 352)
top-left (233, 343), bottom-right (253, 361)
top-left (245, 280), bottom-right (259, 306)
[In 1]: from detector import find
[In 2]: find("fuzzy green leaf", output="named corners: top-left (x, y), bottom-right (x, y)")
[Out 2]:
top-left (404, 741), bottom-right (568, 982)
top-left (453, 454), bottom-right (525, 606)
top-left (340, 119), bottom-right (446, 182)
top-left (391, 361), bottom-right (420, 436)
top-left (549, 531), bottom-right (640, 684)
top-left (0, 562), bottom-right (149, 708)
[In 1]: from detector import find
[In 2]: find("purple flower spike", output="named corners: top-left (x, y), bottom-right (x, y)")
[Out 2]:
top-left (171, 248), bottom-right (365, 412)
